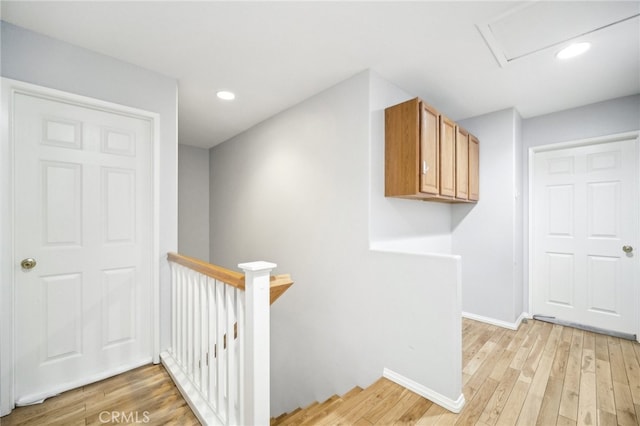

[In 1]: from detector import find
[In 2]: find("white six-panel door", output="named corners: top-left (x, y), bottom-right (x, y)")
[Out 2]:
top-left (532, 137), bottom-right (639, 336)
top-left (13, 91), bottom-right (154, 404)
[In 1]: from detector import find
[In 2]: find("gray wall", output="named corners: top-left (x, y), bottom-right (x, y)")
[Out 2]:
top-left (453, 108), bottom-right (524, 324)
top-left (178, 144), bottom-right (210, 260)
top-left (0, 23), bottom-right (178, 414)
top-left (449, 94), bottom-right (640, 325)
top-left (523, 94), bottom-right (640, 148)
top-left (210, 70), bottom-right (462, 415)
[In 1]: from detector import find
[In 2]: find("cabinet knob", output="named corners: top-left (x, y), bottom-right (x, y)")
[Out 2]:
top-left (422, 161), bottom-right (429, 174)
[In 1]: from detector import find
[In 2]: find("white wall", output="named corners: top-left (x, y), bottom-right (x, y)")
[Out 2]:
top-left (209, 70), bottom-right (462, 415)
top-left (368, 73), bottom-right (453, 254)
top-left (178, 144), bottom-right (210, 260)
top-left (0, 22), bottom-right (178, 415)
top-left (452, 108), bottom-right (523, 325)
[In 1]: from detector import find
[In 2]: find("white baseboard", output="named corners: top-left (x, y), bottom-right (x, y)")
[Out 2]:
top-left (382, 368), bottom-right (466, 414)
top-left (160, 351), bottom-right (223, 426)
top-left (462, 311), bottom-right (531, 331)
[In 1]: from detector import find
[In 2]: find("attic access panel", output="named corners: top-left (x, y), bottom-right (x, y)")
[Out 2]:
top-left (477, 1), bottom-right (640, 67)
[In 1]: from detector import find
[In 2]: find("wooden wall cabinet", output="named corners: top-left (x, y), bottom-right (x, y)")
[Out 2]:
top-left (385, 97), bottom-right (479, 203)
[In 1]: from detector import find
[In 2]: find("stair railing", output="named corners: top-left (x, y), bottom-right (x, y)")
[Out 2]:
top-left (161, 252), bottom-right (292, 426)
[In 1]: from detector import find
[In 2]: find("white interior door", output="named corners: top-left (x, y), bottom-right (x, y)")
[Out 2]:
top-left (13, 90), bottom-right (154, 404)
top-left (532, 137), bottom-right (639, 337)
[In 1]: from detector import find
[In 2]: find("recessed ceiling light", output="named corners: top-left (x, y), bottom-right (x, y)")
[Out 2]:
top-left (556, 42), bottom-right (591, 60)
top-left (216, 90), bottom-right (236, 101)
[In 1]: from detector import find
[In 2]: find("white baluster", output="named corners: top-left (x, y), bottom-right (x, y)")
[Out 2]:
top-left (171, 262), bottom-right (177, 358)
top-left (215, 280), bottom-right (226, 421)
top-left (181, 266), bottom-right (188, 368)
top-left (187, 269), bottom-right (194, 379)
top-left (193, 270), bottom-right (201, 390)
top-left (178, 266), bottom-right (185, 365)
top-left (226, 287), bottom-right (238, 424)
top-left (208, 277), bottom-right (217, 411)
top-left (199, 274), bottom-right (208, 398)
top-left (236, 286), bottom-right (246, 426)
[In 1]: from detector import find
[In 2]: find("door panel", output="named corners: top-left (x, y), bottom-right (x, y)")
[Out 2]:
top-left (439, 116), bottom-right (456, 198)
top-left (455, 127), bottom-right (469, 200)
top-left (468, 135), bottom-right (479, 201)
top-left (420, 103), bottom-right (439, 194)
top-left (42, 273), bottom-right (83, 362)
top-left (532, 138), bottom-right (638, 335)
top-left (546, 252), bottom-right (574, 307)
top-left (103, 167), bottom-right (136, 243)
top-left (587, 181), bottom-right (619, 237)
top-left (547, 184), bottom-right (573, 236)
top-left (42, 162), bottom-right (83, 245)
top-left (587, 255), bottom-right (619, 315)
top-left (14, 91), bottom-right (153, 404)
top-left (102, 267), bottom-right (137, 347)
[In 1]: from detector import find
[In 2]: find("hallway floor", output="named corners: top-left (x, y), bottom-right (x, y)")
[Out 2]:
top-left (0, 363), bottom-right (199, 425)
top-left (3, 318), bottom-right (640, 425)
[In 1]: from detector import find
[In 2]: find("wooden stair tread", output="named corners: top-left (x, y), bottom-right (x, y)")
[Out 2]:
top-left (271, 407), bottom-right (301, 425)
top-left (341, 385), bottom-right (364, 399)
top-left (299, 394), bottom-right (348, 425)
top-left (272, 385), bottom-right (366, 426)
top-left (276, 401), bottom-right (320, 426)
top-left (271, 379), bottom-right (431, 426)
top-left (310, 378), bottom-right (393, 425)
top-left (298, 386), bottom-right (365, 425)
top-left (286, 395), bottom-right (341, 425)
top-left (329, 378), bottom-right (405, 425)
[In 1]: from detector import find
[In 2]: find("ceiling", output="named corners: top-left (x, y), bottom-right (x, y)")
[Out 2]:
top-left (2, 1), bottom-right (639, 149)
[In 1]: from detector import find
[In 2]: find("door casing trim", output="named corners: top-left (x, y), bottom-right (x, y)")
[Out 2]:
top-left (527, 131), bottom-right (640, 342)
top-left (0, 77), bottom-right (161, 415)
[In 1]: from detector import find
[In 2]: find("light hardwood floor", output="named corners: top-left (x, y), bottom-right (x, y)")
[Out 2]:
top-left (0, 363), bottom-right (199, 425)
top-left (453, 317), bottom-right (640, 425)
top-left (3, 318), bottom-right (640, 425)
top-left (273, 318), bottom-right (640, 425)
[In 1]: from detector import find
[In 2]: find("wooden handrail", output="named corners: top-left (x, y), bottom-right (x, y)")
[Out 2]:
top-left (168, 252), bottom-right (245, 290)
top-left (167, 252), bottom-right (293, 305)
top-left (269, 274), bottom-right (293, 305)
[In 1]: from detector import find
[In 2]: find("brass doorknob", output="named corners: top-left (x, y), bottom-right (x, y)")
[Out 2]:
top-left (20, 258), bottom-right (37, 270)
top-left (622, 245), bottom-right (633, 254)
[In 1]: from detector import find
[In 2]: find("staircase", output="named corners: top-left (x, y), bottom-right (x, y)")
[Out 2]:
top-left (164, 253), bottom-right (294, 425)
top-left (271, 378), bottom-right (436, 425)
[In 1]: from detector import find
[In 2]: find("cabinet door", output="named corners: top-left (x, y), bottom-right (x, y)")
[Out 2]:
top-left (385, 98), bottom-right (420, 197)
top-left (439, 116), bottom-right (456, 197)
top-left (455, 127), bottom-right (469, 200)
top-left (469, 135), bottom-right (479, 201)
top-left (420, 103), bottom-right (439, 195)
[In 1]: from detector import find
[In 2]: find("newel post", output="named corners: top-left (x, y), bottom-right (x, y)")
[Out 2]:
top-left (239, 261), bottom-right (276, 426)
